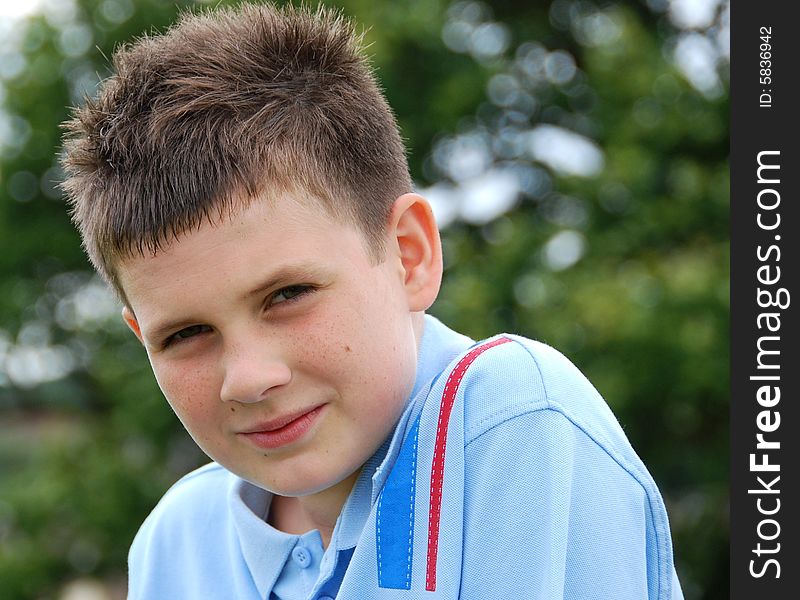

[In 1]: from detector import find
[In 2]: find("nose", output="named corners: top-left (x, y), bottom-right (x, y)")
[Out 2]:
top-left (219, 340), bottom-right (292, 404)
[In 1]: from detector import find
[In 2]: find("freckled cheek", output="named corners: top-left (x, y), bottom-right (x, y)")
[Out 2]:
top-left (152, 364), bottom-right (222, 426)
top-left (286, 297), bottom-right (412, 400)
top-left (287, 312), bottom-right (357, 372)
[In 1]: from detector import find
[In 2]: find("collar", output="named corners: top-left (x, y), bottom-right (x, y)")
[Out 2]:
top-left (229, 476), bottom-right (294, 598)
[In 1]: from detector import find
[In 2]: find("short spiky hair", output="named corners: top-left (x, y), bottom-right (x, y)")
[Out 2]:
top-left (61, 2), bottom-right (412, 302)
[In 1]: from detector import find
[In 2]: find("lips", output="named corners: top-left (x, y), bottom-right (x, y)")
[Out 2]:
top-left (238, 404), bottom-right (326, 450)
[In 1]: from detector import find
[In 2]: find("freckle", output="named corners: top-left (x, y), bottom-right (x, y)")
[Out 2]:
top-left (230, 407), bottom-right (236, 412)
top-left (344, 345), bottom-right (351, 352)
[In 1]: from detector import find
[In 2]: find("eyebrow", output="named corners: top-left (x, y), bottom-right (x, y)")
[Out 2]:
top-left (143, 263), bottom-right (330, 345)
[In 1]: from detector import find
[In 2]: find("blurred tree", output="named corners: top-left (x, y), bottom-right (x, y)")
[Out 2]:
top-left (0, 0), bottom-right (728, 598)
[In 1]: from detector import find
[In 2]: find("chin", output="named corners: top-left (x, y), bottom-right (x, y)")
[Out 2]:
top-left (238, 468), bottom-right (342, 498)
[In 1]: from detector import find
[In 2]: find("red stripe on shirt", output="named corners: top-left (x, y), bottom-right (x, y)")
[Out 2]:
top-left (425, 336), bottom-right (512, 591)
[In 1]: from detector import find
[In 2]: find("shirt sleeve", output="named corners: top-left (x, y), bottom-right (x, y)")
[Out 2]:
top-left (457, 339), bottom-right (682, 600)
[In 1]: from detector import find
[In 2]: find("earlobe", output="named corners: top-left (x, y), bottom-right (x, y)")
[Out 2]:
top-left (121, 306), bottom-right (144, 343)
top-left (389, 193), bottom-right (443, 312)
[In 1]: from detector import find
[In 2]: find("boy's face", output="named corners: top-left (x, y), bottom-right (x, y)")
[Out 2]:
top-left (118, 191), bottom-right (429, 499)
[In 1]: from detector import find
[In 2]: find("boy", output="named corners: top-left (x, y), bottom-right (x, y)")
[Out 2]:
top-left (61, 3), bottom-right (683, 599)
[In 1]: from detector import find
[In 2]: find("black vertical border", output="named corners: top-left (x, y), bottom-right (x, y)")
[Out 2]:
top-left (730, 1), bottom-right (799, 598)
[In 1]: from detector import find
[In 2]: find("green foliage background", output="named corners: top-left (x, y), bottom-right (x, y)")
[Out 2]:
top-left (0, 0), bottom-right (728, 598)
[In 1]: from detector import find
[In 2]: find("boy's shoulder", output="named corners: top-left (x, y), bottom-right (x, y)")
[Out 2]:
top-left (127, 462), bottom-right (266, 598)
top-left (131, 461), bottom-right (234, 549)
top-left (438, 332), bottom-right (654, 485)
top-left (449, 334), bottom-right (614, 432)
top-left (153, 461), bottom-right (231, 508)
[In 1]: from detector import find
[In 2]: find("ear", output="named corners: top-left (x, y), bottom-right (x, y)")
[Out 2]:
top-left (388, 193), bottom-right (443, 312)
top-left (121, 306), bottom-right (144, 344)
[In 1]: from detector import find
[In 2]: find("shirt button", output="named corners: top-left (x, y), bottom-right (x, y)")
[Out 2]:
top-left (291, 546), bottom-right (311, 569)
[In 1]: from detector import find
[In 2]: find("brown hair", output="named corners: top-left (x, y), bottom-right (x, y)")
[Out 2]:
top-left (61, 2), bottom-right (411, 302)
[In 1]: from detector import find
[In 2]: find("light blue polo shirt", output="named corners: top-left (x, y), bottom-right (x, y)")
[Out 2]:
top-left (128, 315), bottom-right (683, 599)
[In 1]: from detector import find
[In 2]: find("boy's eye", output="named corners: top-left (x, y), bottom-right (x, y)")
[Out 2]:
top-left (270, 285), bottom-right (313, 306)
top-left (165, 324), bottom-right (212, 346)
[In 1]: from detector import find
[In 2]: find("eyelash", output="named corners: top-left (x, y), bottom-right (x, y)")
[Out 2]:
top-left (268, 284), bottom-right (315, 307)
top-left (164, 324), bottom-right (212, 347)
top-left (161, 285), bottom-right (316, 348)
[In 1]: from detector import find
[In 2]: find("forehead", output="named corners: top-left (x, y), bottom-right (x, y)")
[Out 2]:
top-left (115, 190), bottom-right (373, 316)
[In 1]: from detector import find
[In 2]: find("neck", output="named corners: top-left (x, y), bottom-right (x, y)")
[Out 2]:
top-left (268, 468), bottom-right (361, 548)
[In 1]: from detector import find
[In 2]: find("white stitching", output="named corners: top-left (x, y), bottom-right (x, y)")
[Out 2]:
top-left (406, 423), bottom-right (419, 588)
top-left (376, 494), bottom-right (383, 582)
